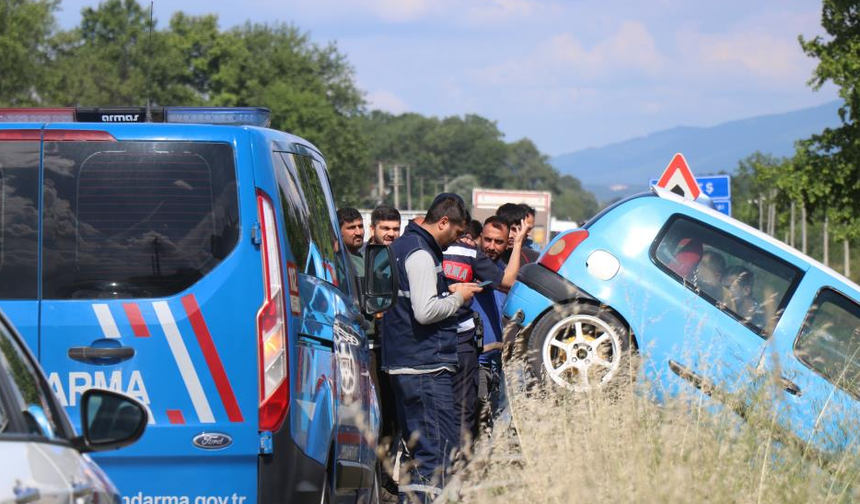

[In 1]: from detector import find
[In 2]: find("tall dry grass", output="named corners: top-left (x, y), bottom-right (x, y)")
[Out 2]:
top-left (454, 362), bottom-right (860, 504)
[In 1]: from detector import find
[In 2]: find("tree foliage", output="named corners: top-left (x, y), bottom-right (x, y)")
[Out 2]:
top-left (788, 0), bottom-right (860, 239)
top-left (361, 111), bottom-right (598, 221)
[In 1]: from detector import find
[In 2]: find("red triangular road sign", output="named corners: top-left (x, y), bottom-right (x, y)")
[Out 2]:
top-left (655, 153), bottom-right (700, 199)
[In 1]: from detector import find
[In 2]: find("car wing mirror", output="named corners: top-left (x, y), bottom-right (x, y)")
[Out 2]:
top-left (72, 388), bottom-right (148, 453)
top-left (362, 244), bottom-right (398, 315)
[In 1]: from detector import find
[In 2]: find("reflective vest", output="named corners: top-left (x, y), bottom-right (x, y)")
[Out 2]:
top-left (381, 221), bottom-right (458, 371)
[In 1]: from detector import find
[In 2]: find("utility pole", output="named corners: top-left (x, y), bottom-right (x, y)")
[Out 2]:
top-left (845, 239), bottom-right (851, 277)
top-left (418, 177), bottom-right (425, 209)
top-left (377, 161), bottom-right (385, 205)
top-left (790, 201), bottom-right (796, 248)
top-left (801, 204), bottom-right (808, 255)
top-left (823, 213), bottom-right (829, 267)
top-left (393, 164), bottom-right (400, 209)
top-left (406, 165), bottom-right (412, 211)
top-left (758, 194), bottom-right (764, 231)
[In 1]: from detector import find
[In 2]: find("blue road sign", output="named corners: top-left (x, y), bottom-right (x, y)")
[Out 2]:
top-left (649, 174), bottom-right (731, 199)
top-left (649, 175), bottom-right (732, 217)
top-left (712, 199), bottom-right (731, 216)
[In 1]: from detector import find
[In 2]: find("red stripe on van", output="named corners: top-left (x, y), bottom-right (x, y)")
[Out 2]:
top-left (123, 303), bottom-right (151, 337)
top-left (166, 410), bottom-right (186, 424)
top-left (181, 294), bottom-right (244, 423)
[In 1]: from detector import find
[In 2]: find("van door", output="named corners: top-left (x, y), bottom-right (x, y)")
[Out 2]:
top-left (0, 130), bottom-right (42, 351)
top-left (38, 136), bottom-right (262, 502)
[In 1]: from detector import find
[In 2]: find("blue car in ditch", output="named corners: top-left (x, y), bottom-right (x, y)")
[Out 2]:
top-left (504, 185), bottom-right (860, 454)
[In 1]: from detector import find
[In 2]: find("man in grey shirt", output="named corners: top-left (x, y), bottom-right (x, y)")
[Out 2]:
top-left (381, 193), bottom-right (481, 502)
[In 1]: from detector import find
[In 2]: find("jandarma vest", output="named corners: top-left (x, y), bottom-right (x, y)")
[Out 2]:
top-left (381, 222), bottom-right (458, 371)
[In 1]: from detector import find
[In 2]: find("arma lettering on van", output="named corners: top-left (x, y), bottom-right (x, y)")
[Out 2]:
top-left (48, 370), bottom-right (155, 424)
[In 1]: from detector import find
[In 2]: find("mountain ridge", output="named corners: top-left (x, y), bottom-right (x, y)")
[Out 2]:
top-left (551, 101), bottom-right (843, 202)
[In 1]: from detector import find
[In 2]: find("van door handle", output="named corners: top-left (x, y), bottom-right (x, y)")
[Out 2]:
top-left (68, 346), bottom-right (135, 364)
top-left (780, 377), bottom-right (802, 396)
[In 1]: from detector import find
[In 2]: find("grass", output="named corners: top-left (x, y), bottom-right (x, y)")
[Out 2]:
top-left (453, 360), bottom-right (860, 504)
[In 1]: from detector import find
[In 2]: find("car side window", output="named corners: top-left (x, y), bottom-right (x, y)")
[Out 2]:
top-left (652, 215), bottom-right (801, 336)
top-left (0, 322), bottom-right (67, 439)
top-left (794, 289), bottom-right (860, 397)
top-left (292, 154), bottom-right (349, 293)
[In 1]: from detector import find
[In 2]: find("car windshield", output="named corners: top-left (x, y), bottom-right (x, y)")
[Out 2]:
top-left (794, 289), bottom-right (860, 397)
top-left (653, 216), bottom-right (802, 336)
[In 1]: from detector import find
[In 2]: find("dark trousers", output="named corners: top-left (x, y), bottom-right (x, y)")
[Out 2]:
top-left (453, 338), bottom-right (479, 449)
top-left (390, 370), bottom-right (457, 503)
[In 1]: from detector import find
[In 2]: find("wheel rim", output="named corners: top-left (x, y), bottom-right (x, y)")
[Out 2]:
top-left (541, 313), bottom-right (622, 391)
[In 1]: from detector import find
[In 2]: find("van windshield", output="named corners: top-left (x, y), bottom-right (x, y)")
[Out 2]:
top-left (42, 141), bottom-right (240, 299)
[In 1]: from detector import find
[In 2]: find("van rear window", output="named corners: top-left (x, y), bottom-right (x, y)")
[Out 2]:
top-left (0, 141), bottom-right (39, 299)
top-left (43, 142), bottom-right (239, 299)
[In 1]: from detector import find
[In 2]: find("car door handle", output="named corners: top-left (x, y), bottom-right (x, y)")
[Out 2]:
top-left (780, 376), bottom-right (802, 396)
top-left (13, 484), bottom-right (40, 504)
top-left (68, 346), bottom-right (135, 364)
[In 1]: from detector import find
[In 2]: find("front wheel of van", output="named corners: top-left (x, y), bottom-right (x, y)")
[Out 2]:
top-left (526, 303), bottom-right (634, 393)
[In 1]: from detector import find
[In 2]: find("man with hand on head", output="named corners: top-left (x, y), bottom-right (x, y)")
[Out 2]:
top-left (496, 203), bottom-right (539, 265)
top-left (382, 193), bottom-right (483, 503)
top-left (443, 213), bottom-right (527, 449)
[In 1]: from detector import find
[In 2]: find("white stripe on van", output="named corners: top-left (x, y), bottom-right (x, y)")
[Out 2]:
top-left (152, 301), bottom-right (215, 424)
top-left (92, 304), bottom-right (120, 339)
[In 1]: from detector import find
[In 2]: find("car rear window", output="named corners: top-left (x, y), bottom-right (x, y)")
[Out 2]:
top-left (0, 141), bottom-right (40, 299)
top-left (794, 289), bottom-right (860, 397)
top-left (652, 215), bottom-right (802, 336)
top-left (43, 141), bottom-right (240, 299)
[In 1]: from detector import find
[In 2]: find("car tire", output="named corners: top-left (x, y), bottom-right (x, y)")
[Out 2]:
top-left (526, 303), bottom-right (635, 392)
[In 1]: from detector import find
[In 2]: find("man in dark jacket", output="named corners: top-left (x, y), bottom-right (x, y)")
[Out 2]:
top-left (382, 193), bottom-right (482, 503)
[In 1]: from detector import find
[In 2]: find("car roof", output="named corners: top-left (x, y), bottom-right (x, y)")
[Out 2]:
top-left (651, 185), bottom-right (860, 294)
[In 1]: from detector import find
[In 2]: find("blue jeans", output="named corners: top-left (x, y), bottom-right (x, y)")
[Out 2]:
top-left (390, 370), bottom-right (457, 503)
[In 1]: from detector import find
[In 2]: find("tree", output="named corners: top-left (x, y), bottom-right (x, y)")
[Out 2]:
top-left (0, 0), bottom-right (58, 105)
top-left (788, 0), bottom-right (860, 240)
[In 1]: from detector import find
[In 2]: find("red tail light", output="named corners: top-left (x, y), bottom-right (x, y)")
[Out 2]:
top-left (0, 130), bottom-right (41, 141)
top-left (44, 130), bottom-right (116, 142)
top-left (256, 191), bottom-right (289, 432)
top-left (539, 230), bottom-right (589, 272)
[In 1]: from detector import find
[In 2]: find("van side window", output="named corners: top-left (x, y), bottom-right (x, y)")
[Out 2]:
top-left (273, 152), bottom-right (311, 268)
top-left (651, 215), bottom-right (801, 337)
top-left (0, 141), bottom-right (40, 299)
top-left (42, 141), bottom-right (240, 299)
top-left (794, 289), bottom-right (860, 398)
top-left (292, 154), bottom-right (349, 293)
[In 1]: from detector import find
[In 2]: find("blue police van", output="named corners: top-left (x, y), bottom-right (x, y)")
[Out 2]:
top-left (0, 107), bottom-right (396, 504)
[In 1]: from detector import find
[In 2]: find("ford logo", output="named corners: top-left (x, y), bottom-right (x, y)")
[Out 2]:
top-left (192, 432), bottom-right (233, 450)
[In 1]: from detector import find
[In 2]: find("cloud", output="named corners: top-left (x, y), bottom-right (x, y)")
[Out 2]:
top-left (367, 89), bottom-right (409, 114)
top-left (678, 29), bottom-right (812, 82)
top-left (471, 21), bottom-right (665, 89)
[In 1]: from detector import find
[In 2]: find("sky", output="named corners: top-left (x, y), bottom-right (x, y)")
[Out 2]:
top-left (54, 0), bottom-right (840, 157)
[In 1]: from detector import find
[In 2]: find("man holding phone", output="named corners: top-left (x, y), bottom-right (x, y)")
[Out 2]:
top-left (442, 215), bottom-right (528, 448)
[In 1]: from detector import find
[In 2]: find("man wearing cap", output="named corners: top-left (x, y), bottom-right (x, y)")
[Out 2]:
top-left (382, 193), bottom-right (482, 503)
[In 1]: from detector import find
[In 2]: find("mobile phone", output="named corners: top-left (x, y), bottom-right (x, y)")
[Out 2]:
top-left (476, 280), bottom-right (493, 288)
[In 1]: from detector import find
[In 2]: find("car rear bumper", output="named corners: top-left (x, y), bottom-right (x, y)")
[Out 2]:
top-left (503, 264), bottom-right (597, 328)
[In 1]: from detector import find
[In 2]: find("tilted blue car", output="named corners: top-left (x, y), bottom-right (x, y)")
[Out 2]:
top-left (504, 185), bottom-right (860, 453)
top-left (0, 107), bottom-right (395, 504)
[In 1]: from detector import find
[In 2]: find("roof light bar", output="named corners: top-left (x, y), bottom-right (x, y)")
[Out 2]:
top-left (0, 108), bottom-right (75, 123)
top-left (164, 107), bottom-right (271, 127)
top-left (0, 106), bottom-right (272, 127)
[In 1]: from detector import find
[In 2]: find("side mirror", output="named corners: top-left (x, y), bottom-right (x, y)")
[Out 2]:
top-left (73, 388), bottom-right (148, 453)
top-left (363, 244), bottom-right (398, 315)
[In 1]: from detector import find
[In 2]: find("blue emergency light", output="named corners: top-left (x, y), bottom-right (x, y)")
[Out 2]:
top-left (0, 106), bottom-right (271, 127)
